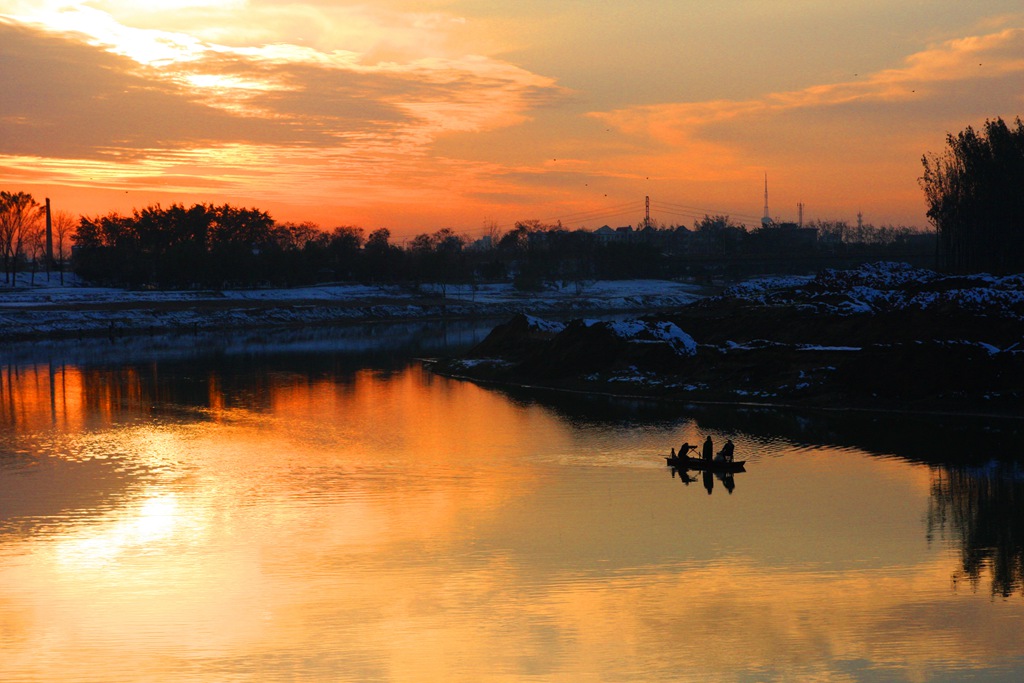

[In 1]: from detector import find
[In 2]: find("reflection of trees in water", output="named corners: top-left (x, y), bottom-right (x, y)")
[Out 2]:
top-left (2, 320), bottom-right (496, 428)
top-left (513, 391), bottom-right (1024, 589)
top-left (929, 465), bottom-right (1024, 598)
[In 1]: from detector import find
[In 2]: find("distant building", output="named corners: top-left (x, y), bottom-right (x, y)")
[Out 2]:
top-left (755, 220), bottom-right (818, 251)
top-left (465, 235), bottom-right (493, 252)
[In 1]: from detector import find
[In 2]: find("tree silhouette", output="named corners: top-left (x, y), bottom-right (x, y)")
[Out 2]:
top-left (921, 117), bottom-right (1024, 274)
top-left (0, 191), bottom-right (44, 283)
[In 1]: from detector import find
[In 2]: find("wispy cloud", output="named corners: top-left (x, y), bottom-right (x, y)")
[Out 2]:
top-left (591, 28), bottom-right (1024, 162)
top-left (0, 4), bottom-right (563, 214)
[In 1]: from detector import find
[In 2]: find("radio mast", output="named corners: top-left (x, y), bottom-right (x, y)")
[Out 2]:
top-left (761, 174), bottom-right (772, 227)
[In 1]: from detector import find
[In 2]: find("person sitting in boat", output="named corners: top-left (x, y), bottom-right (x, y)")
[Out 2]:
top-left (716, 439), bottom-right (735, 463)
top-left (702, 436), bottom-right (713, 462)
top-left (679, 442), bottom-right (696, 458)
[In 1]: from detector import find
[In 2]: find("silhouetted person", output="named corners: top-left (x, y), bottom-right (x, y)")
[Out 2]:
top-left (718, 439), bottom-right (735, 463)
top-left (670, 447), bottom-right (676, 459)
top-left (680, 442), bottom-right (696, 458)
top-left (702, 436), bottom-right (713, 462)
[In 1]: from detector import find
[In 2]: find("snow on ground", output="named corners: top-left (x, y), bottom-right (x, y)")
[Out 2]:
top-left (523, 315), bottom-right (567, 334)
top-left (0, 274), bottom-right (705, 341)
top-left (7, 262), bottom-right (1021, 344)
top-left (419, 279), bottom-right (703, 309)
top-left (718, 262), bottom-right (1024, 318)
top-left (0, 272), bottom-right (405, 306)
top-left (584, 319), bottom-right (698, 356)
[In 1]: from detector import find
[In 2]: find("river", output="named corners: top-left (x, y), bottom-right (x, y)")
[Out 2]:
top-left (1, 322), bottom-right (1022, 682)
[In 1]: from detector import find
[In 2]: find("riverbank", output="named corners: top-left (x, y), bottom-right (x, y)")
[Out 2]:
top-left (428, 263), bottom-right (1024, 419)
top-left (0, 275), bottom-right (705, 343)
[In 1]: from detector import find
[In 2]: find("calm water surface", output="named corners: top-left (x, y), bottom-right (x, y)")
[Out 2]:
top-left (1, 325), bottom-right (1022, 682)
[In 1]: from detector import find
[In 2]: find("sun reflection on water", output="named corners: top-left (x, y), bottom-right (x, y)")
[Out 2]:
top-left (1, 358), bottom-right (1023, 681)
top-left (55, 493), bottom-right (184, 570)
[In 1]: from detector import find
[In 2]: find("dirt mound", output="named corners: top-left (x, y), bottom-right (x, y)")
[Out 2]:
top-left (467, 313), bottom-right (566, 361)
top-left (434, 263), bottom-right (1024, 416)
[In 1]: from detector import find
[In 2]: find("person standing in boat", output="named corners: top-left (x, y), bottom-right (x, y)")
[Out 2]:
top-left (702, 436), bottom-right (713, 462)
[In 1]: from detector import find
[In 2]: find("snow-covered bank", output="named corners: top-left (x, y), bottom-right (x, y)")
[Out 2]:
top-left (0, 319), bottom-right (499, 368)
top-left (0, 276), bottom-right (705, 342)
top-left (716, 261), bottom-right (1024, 318)
top-left (430, 263), bottom-right (1024, 418)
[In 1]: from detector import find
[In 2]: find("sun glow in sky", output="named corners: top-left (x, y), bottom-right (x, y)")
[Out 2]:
top-left (2, 1), bottom-right (1024, 236)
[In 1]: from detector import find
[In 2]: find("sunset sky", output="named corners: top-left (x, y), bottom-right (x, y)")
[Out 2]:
top-left (2, 1), bottom-right (1023, 238)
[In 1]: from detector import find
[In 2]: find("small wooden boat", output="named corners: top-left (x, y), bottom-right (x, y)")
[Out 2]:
top-left (665, 455), bottom-right (746, 472)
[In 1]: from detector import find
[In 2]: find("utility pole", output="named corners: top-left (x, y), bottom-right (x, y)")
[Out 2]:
top-left (645, 195), bottom-right (650, 229)
top-left (45, 197), bottom-right (53, 277)
top-left (797, 202), bottom-right (804, 228)
top-left (45, 198), bottom-right (53, 264)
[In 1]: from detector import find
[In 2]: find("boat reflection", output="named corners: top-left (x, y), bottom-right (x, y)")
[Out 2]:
top-left (667, 456), bottom-right (745, 495)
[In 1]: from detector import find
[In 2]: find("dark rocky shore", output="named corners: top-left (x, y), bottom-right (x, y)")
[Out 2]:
top-left (428, 263), bottom-right (1024, 418)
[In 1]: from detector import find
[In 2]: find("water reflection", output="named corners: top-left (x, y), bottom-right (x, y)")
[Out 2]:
top-left (929, 463), bottom-right (1024, 598)
top-left (668, 462), bottom-right (743, 495)
top-left (1, 335), bottom-right (1024, 681)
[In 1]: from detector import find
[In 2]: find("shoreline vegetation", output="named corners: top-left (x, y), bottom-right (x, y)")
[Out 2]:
top-left (427, 262), bottom-right (1024, 420)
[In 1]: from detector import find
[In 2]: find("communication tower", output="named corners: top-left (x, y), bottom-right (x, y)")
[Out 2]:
top-left (761, 174), bottom-right (772, 227)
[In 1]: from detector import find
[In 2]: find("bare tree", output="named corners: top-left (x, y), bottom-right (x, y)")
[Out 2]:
top-left (484, 220), bottom-right (502, 251)
top-left (26, 223), bottom-right (46, 285)
top-left (51, 210), bottom-right (76, 285)
top-left (0, 191), bottom-right (44, 284)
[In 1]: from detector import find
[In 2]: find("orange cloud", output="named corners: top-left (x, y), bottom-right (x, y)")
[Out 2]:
top-left (0, 8), bottom-right (567, 228)
top-left (595, 27), bottom-right (1024, 146)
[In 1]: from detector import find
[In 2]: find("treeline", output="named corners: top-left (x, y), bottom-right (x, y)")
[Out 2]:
top-left (72, 204), bottom-right (402, 288)
top-left (922, 116), bottom-right (1024, 275)
top-left (4, 193), bottom-right (932, 291)
top-left (66, 205), bottom-right (929, 289)
top-left (68, 205), bottom-right (668, 289)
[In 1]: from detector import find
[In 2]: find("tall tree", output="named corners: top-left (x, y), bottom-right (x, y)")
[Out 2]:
top-left (921, 117), bottom-right (1024, 274)
top-left (0, 191), bottom-right (43, 283)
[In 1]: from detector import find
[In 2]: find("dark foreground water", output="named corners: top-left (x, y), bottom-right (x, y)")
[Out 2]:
top-left (1, 323), bottom-right (1023, 682)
